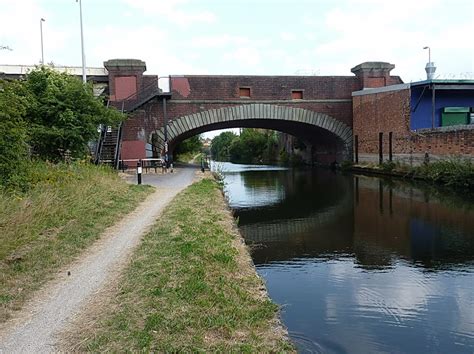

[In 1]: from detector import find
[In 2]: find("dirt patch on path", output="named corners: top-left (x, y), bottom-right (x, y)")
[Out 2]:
top-left (0, 168), bottom-right (196, 353)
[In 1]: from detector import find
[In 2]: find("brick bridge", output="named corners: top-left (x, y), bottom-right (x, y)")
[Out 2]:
top-left (104, 60), bottom-right (402, 163)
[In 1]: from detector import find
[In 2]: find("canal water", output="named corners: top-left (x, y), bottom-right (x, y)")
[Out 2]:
top-left (212, 162), bottom-right (474, 354)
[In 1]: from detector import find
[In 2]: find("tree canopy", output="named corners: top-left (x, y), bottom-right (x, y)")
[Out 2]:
top-left (211, 129), bottom-right (278, 164)
top-left (210, 131), bottom-right (238, 161)
top-left (174, 135), bottom-right (202, 157)
top-left (0, 67), bottom-right (124, 187)
top-left (0, 79), bottom-right (30, 186)
top-left (25, 68), bottom-right (124, 160)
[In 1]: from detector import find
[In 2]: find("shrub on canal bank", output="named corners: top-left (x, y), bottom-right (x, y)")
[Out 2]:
top-left (413, 158), bottom-right (474, 190)
top-left (0, 162), bottom-right (153, 322)
top-left (354, 158), bottom-right (474, 192)
top-left (63, 177), bottom-right (293, 352)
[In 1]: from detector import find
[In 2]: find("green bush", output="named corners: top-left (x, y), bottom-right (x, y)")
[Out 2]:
top-left (414, 158), bottom-right (474, 190)
top-left (0, 68), bottom-right (125, 190)
top-left (0, 80), bottom-right (31, 187)
top-left (25, 67), bottom-right (124, 161)
top-left (380, 161), bottom-right (396, 172)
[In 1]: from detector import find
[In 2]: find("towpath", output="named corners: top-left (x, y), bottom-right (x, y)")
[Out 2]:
top-left (0, 166), bottom-right (196, 353)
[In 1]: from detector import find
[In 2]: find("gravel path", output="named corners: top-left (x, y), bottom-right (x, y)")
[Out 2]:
top-left (0, 167), bottom-right (196, 353)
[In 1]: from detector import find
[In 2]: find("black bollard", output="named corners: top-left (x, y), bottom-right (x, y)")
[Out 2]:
top-left (137, 160), bottom-right (142, 185)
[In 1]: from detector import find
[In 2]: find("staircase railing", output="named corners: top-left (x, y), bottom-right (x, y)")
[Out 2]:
top-left (109, 78), bottom-right (161, 113)
top-left (113, 121), bottom-right (123, 169)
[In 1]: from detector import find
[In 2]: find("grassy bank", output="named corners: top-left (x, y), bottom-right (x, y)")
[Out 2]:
top-left (0, 162), bottom-right (153, 322)
top-left (65, 177), bottom-right (293, 352)
top-left (348, 158), bottom-right (474, 192)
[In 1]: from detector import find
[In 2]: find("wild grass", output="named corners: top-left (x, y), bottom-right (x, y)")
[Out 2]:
top-left (356, 158), bottom-right (474, 192)
top-left (67, 178), bottom-right (293, 352)
top-left (0, 162), bottom-right (153, 322)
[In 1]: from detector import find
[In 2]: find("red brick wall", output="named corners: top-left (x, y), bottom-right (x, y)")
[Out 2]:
top-left (353, 88), bottom-right (474, 163)
top-left (120, 71), bottom-right (401, 161)
top-left (353, 88), bottom-right (411, 155)
top-left (121, 140), bottom-right (146, 160)
top-left (122, 75), bottom-right (364, 144)
top-left (114, 76), bottom-right (137, 100)
top-left (171, 75), bottom-right (361, 100)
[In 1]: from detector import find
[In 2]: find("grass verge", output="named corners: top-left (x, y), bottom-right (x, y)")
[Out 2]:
top-left (351, 158), bottom-right (474, 192)
top-left (64, 177), bottom-right (293, 352)
top-left (0, 162), bottom-right (153, 322)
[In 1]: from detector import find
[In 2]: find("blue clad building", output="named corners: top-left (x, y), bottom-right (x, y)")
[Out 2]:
top-left (410, 80), bottom-right (474, 130)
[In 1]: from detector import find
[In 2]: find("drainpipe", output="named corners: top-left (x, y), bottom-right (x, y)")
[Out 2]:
top-left (431, 84), bottom-right (436, 129)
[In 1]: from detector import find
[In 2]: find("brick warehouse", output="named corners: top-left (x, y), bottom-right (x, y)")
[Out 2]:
top-left (352, 80), bottom-right (474, 165)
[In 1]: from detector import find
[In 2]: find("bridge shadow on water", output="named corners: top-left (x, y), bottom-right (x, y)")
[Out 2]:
top-left (226, 167), bottom-right (474, 271)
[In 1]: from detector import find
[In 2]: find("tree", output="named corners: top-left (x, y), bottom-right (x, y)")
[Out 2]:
top-left (210, 131), bottom-right (238, 161)
top-left (229, 129), bottom-right (278, 164)
top-left (0, 79), bottom-right (31, 186)
top-left (25, 67), bottom-right (124, 161)
top-left (174, 135), bottom-right (202, 157)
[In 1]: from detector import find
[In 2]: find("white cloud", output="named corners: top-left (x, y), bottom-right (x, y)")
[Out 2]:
top-left (0, 0), bottom-right (472, 81)
top-left (223, 47), bottom-right (261, 67)
top-left (191, 34), bottom-right (250, 48)
top-left (121, 0), bottom-right (216, 27)
top-left (280, 32), bottom-right (295, 42)
top-left (0, 0), bottom-right (49, 64)
top-left (89, 25), bottom-right (208, 75)
top-left (309, 0), bottom-right (474, 80)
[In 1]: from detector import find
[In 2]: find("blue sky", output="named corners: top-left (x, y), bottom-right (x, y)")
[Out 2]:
top-left (1, 0), bottom-right (473, 83)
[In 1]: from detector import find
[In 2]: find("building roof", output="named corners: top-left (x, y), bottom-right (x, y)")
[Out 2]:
top-left (410, 79), bottom-right (474, 90)
top-left (353, 79), bottom-right (474, 96)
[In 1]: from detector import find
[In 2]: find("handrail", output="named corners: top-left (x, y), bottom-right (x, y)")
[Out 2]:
top-left (119, 78), bottom-right (160, 102)
top-left (110, 77), bottom-right (167, 113)
top-left (113, 122), bottom-right (123, 169)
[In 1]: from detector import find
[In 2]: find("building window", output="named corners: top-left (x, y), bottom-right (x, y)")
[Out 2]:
top-left (239, 87), bottom-right (251, 98)
top-left (291, 90), bottom-right (303, 100)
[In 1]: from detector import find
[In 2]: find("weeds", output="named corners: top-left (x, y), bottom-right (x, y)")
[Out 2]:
top-left (0, 161), bottom-right (153, 322)
top-left (355, 157), bottom-right (474, 193)
top-left (413, 158), bottom-right (474, 190)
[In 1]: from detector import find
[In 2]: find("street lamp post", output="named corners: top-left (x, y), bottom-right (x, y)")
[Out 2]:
top-left (423, 46), bottom-right (436, 81)
top-left (424, 46), bottom-right (437, 128)
top-left (76, 0), bottom-right (86, 83)
top-left (40, 18), bottom-right (45, 65)
top-left (423, 46), bottom-right (431, 64)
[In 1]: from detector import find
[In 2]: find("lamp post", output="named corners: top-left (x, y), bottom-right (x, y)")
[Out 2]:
top-left (76, 0), bottom-right (87, 83)
top-left (40, 18), bottom-right (45, 65)
top-left (423, 46), bottom-right (436, 80)
top-left (423, 46), bottom-right (431, 64)
top-left (424, 46), bottom-right (437, 128)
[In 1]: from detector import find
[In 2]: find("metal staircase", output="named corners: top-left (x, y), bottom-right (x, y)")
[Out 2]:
top-left (94, 123), bottom-right (123, 168)
top-left (95, 79), bottom-right (170, 169)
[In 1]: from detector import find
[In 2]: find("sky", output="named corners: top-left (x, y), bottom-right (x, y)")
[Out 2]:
top-left (1, 0), bottom-right (473, 138)
top-left (1, 0), bottom-right (473, 81)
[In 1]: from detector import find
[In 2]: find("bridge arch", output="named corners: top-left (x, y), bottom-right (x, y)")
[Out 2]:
top-left (151, 104), bottom-right (353, 158)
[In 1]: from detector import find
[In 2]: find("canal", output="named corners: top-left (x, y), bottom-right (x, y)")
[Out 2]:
top-left (213, 162), bottom-right (474, 353)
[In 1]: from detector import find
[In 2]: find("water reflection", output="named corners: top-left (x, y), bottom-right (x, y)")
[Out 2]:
top-left (217, 162), bottom-right (474, 353)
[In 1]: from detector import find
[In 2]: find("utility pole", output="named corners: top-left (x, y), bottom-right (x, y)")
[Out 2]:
top-left (40, 18), bottom-right (45, 65)
top-left (77, 0), bottom-right (87, 83)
